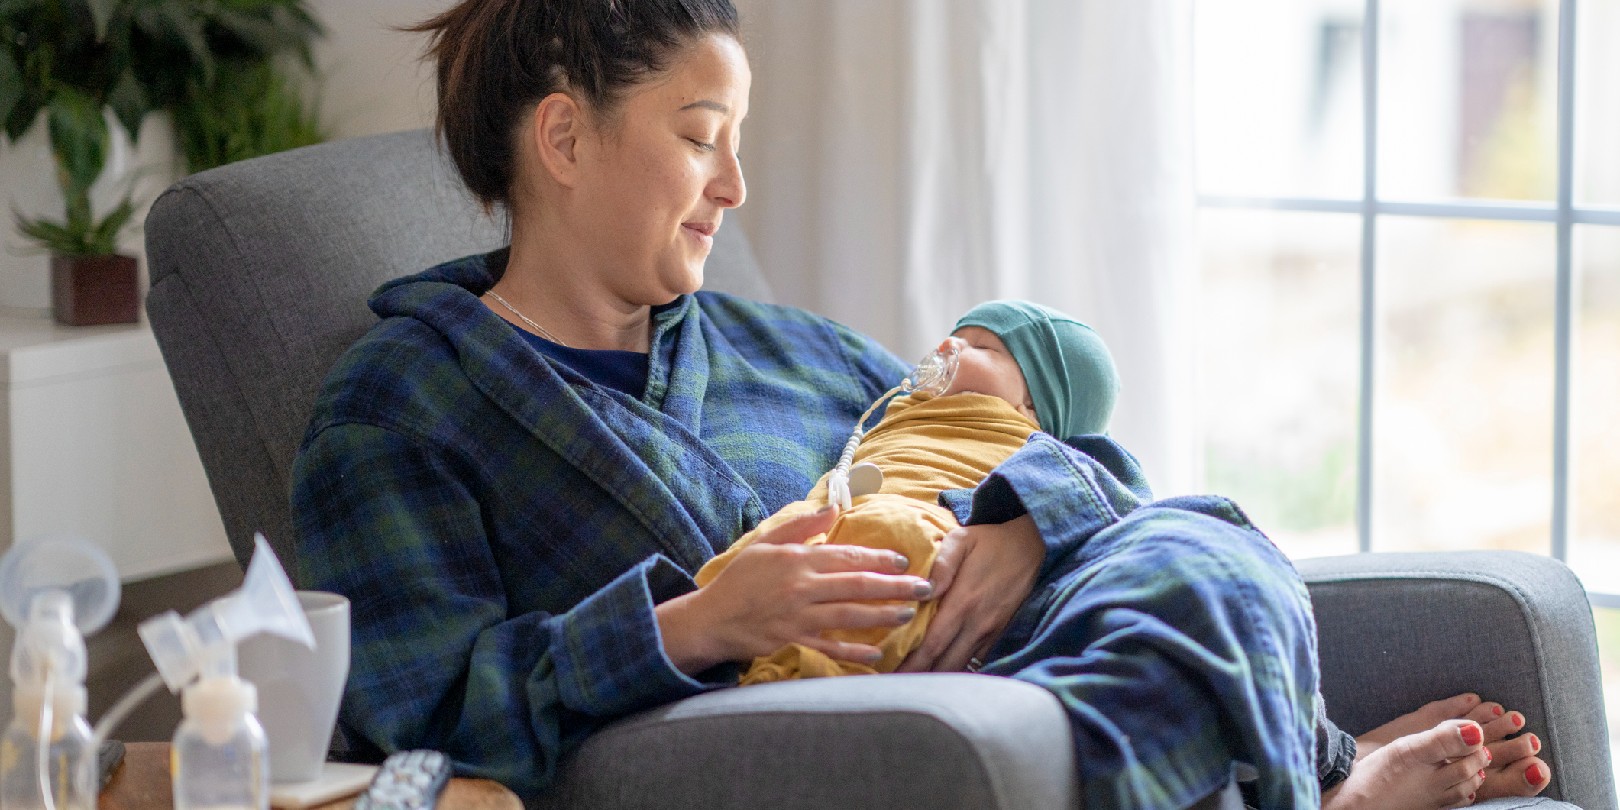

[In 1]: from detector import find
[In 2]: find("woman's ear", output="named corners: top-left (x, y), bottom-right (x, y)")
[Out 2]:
top-left (531, 92), bottom-right (583, 188)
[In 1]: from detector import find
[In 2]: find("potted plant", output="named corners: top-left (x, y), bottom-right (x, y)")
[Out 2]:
top-left (0, 0), bottom-right (322, 326)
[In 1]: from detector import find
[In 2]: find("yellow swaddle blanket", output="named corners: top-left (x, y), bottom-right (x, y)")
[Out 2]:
top-left (696, 392), bottom-right (1039, 683)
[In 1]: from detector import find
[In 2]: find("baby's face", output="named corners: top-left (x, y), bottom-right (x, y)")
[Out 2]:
top-left (938, 326), bottom-right (1037, 422)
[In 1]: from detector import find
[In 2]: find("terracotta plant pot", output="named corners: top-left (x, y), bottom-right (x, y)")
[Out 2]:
top-left (51, 253), bottom-right (140, 326)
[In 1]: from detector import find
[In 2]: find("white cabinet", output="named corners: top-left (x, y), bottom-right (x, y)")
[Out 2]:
top-left (0, 315), bottom-right (231, 581)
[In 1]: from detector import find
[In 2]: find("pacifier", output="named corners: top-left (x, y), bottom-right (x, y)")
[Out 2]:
top-left (903, 342), bottom-right (959, 396)
top-left (825, 342), bottom-right (961, 511)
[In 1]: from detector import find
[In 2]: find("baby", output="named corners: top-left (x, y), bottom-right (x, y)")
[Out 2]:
top-left (696, 299), bottom-right (1118, 683)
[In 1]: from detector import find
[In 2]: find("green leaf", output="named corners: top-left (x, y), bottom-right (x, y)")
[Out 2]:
top-left (4, 90), bottom-right (43, 142)
top-left (85, 196), bottom-right (134, 254)
top-left (0, 0), bottom-right (48, 18)
top-left (154, 5), bottom-right (212, 80)
top-left (105, 68), bottom-right (148, 141)
top-left (14, 192), bottom-right (134, 256)
top-left (45, 87), bottom-right (109, 200)
top-left (87, 0), bottom-right (118, 41)
top-left (0, 51), bottom-right (21, 130)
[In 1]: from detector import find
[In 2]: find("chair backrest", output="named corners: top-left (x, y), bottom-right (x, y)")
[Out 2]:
top-left (145, 128), bottom-right (772, 573)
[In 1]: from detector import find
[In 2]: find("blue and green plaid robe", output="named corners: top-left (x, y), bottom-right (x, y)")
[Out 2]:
top-left (292, 251), bottom-right (1321, 807)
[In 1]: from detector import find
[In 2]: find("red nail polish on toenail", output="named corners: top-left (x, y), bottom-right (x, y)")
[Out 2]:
top-left (1512, 712), bottom-right (1525, 728)
top-left (1528, 764), bottom-right (1548, 787)
top-left (1530, 734), bottom-right (1541, 753)
top-left (1492, 705), bottom-right (1504, 717)
top-left (1460, 723), bottom-right (1483, 746)
top-left (1469, 794), bottom-right (1476, 803)
top-left (1485, 749), bottom-right (1492, 764)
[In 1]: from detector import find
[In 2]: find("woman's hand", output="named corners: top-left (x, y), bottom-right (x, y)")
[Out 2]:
top-left (895, 514), bottom-right (1042, 673)
top-left (657, 506), bottom-right (933, 675)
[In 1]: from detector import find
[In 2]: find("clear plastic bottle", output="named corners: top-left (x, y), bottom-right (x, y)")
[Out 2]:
top-left (0, 683), bottom-right (94, 810)
top-left (172, 675), bottom-right (269, 810)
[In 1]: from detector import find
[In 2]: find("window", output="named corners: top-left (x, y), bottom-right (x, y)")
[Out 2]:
top-left (1193, 0), bottom-right (1620, 775)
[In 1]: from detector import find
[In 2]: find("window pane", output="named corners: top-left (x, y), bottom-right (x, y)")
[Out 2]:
top-left (1379, 0), bottom-right (1558, 201)
top-left (1589, 607), bottom-right (1620, 793)
top-left (1372, 219), bottom-right (1553, 553)
top-left (1195, 1), bottom-right (1363, 199)
top-left (1569, 227), bottom-right (1620, 590)
top-left (1196, 209), bottom-right (1361, 559)
top-left (1577, 0), bottom-right (1620, 206)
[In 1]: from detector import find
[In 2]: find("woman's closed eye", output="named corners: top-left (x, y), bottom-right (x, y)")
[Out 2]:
top-left (686, 137), bottom-right (717, 152)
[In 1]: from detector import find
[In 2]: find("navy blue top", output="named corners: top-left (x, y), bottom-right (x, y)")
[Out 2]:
top-left (514, 327), bottom-right (650, 399)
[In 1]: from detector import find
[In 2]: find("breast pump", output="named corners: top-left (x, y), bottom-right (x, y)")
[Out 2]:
top-left (824, 342), bottom-right (959, 510)
top-left (0, 536), bottom-right (120, 810)
top-left (138, 535), bottom-right (314, 810)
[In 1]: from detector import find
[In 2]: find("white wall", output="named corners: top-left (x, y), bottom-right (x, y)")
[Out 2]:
top-left (0, 0), bottom-right (445, 312)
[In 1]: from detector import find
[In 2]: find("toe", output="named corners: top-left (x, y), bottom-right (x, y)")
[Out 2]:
top-left (1478, 710), bottom-right (1524, 744)
top-left (1393, 719), bottom-right (1485, 765)
top-left (1422, 693), bottom-right (1483, 724)
top-left (1478, 755), bottom-right (1551, 800)
top-left (1484, 732), bottom-right (1538, 769)
top-left (1465, 701), bottom-right (1505, 729)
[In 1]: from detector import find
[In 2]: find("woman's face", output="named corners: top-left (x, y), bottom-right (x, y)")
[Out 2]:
top-left (938, 326), bottom-right (1037, 421)
top-left (572, 34), bottom-right (750, 306)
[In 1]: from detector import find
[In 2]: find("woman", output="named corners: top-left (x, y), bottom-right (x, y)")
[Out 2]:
top-left (290, 1), bottom-right (1549, 807)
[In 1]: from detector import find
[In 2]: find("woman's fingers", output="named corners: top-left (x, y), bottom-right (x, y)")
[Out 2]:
top-left (808, 570), bottom-right (933, 602)
top-left (801, 542), bottom-right (915, 575)
top-left (897, 517), bottom-right (1042, 673)
top-left (752, 504), bottom-right (840, 545)
top-left (799, 637), bottom-right (886, 666)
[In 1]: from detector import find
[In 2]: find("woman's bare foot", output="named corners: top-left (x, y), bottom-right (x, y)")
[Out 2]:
top-left (1326, 694), bottom-right (1552, 808)
top-left (1322, 719), bottom-right (1489, 810)
top-left (1474, 709), bottom-right (1552, 802)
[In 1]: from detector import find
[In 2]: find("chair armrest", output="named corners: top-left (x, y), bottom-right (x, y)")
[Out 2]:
top-left (537, 673), bottom-right (1077, 810)
top-left (1299, 551), bottom-right (1616, 810)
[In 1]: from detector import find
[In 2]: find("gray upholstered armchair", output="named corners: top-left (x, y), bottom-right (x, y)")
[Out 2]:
top-left (144, 129), bottom-right (1615, 810)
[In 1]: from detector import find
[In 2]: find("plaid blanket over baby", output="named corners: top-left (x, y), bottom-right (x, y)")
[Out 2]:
top-left (291, 250), bottom-right (1320, 807)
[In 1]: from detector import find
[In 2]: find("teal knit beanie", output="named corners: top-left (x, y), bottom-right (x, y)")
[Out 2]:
top-left (953, 300), bottom-right (1120, 438)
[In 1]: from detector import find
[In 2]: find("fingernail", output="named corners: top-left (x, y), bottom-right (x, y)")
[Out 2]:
top-left (1460, 723), bottom-right (1483, 746)
top-left (896, 607), bottom-right (916, 623)
top-left (1527, 763), bottom-right (1548, 787)
top-left (892, 553), bottom-right (910, 570)
top-left (1530, 734), bottom-right (1541, 753)
top-left (1511, 711), bottom-right (1525, 729)
top-left (864, 649), bottom-right (883, 664)
top-left (913, 580), bottom-right (934, 599)
top-left (814, 504), bottom-right (836, 516)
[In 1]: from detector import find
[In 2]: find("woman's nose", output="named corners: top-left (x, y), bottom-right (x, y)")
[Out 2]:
top-left (710, 151), bottom-right (746, 208)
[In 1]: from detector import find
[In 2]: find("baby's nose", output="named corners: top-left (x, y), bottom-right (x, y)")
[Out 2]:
top-left (936, 335), bottom-right (964, 355)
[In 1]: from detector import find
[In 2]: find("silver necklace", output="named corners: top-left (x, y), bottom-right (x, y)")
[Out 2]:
top-left (487, 289), bottom-right (570, 347)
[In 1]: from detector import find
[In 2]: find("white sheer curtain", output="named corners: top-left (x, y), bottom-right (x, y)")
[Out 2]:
top-left (733, 0), bottom-right (1198, 492)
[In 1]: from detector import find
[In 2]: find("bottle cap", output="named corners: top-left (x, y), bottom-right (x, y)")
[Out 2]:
top-left (182, 675), bottom-right (258, 745)
top-left (12, 682), bottom-right (87, 732)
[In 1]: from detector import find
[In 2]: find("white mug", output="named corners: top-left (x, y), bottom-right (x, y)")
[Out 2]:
top-left (238, 591), bottom-right (351, 784)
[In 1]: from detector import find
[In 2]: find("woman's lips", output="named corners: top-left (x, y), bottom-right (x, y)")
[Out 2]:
top-left (682, 222), bottom-right (717, 247)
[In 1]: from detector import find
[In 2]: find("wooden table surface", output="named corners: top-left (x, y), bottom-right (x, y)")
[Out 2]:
top-left (100, 742), bottom-right (521, 810)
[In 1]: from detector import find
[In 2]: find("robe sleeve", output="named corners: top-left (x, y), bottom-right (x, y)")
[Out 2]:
top-left (291, 422), bottom-right (735, 802)
top-left (938, 433), bottom-right (1155, 581)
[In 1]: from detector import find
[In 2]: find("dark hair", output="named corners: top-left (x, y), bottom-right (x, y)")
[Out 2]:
top-left (408, 0), bottom-right (740, 212)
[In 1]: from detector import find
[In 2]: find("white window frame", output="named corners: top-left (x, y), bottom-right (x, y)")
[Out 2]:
top-left (1197, 0), bottom-right (1620, 607)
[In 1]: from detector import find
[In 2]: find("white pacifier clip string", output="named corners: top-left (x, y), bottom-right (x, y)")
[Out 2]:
top-left (826, 381), bottom-right (910, 511)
